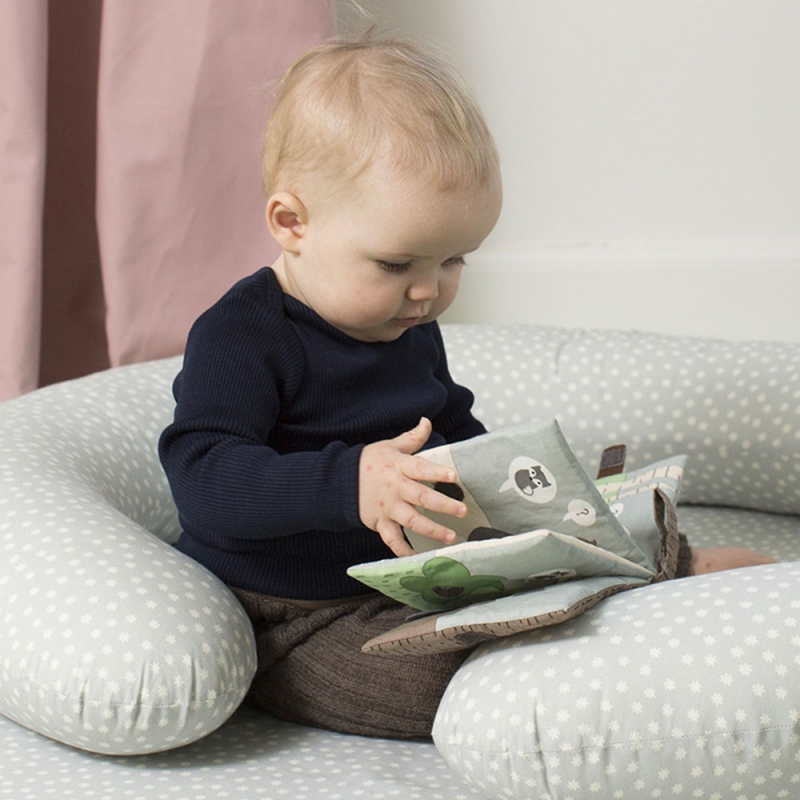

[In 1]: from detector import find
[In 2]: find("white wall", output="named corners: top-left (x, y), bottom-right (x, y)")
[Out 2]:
top-left (336, 0), bottom-right (800, 341)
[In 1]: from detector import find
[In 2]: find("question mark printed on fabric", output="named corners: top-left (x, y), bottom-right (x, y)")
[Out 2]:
top-left (562, 498), bottom-right (597, 527)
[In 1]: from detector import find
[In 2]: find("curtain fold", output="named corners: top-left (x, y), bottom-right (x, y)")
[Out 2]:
top-left (0, 0), bottom-right (48, 401)
top-left (40, 0), bottom-right (108, 389)
top-left (0, 0), bottom-right (335, 401)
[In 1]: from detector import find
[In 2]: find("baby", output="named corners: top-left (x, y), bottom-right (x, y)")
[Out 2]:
top-left (160, 36), bottom-right (501, 739)
top-left (159, 36), bottom-right (771, 740)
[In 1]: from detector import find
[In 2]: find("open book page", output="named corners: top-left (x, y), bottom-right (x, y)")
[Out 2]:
top-left (348, 527), bottom-right (654, 612)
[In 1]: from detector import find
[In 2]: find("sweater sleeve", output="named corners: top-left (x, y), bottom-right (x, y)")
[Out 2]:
top-left (428, 323), bottom-right (487, 444)
top-left (158, 281), bottom-right (364, 540)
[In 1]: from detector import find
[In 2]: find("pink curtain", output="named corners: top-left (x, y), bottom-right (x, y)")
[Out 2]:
top-left (0, 0), bottom-right (335, 402)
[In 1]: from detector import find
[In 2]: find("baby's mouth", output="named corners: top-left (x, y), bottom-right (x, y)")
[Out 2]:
top-left (393, 316), bottom-right (422, 329)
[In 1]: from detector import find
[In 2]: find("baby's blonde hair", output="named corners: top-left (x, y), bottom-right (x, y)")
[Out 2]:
top-left (262, 37), bottom-right (500, 198)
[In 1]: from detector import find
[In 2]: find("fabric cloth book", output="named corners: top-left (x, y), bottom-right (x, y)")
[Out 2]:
top-left (348, 420), bottom-right (685, 654)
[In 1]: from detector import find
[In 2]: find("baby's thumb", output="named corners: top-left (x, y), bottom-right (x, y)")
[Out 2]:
top-left (396, 417), bottom-right (432, 454)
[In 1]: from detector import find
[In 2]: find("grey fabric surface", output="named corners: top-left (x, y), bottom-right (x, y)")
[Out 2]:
top-left (0, 706), bottom-right (486, 800)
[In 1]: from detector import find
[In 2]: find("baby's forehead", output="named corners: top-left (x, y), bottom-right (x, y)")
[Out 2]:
top-left (286, 144), bottom-right (501, 236)
top-left (338, 169), bottom-right (500, 254)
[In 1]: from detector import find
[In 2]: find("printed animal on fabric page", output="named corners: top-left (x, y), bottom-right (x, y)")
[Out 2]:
top-left (409, 419), bottom-right (654, 570)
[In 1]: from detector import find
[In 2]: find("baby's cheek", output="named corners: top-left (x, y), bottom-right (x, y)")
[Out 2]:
top-left (437, 280), bottom-right (461, 315)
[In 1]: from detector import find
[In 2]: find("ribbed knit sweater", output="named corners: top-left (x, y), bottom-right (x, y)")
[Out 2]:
top-left (158, 268), bottom-right (485, 600)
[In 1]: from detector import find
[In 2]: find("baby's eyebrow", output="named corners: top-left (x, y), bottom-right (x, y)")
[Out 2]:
top-left (375, 246), bottom-right (478, 262)
top-left (378, 253), bottom-right (418, 261)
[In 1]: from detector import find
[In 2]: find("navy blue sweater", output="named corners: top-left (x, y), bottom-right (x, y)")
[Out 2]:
top-left (158, 268), bottom-right (485, 600)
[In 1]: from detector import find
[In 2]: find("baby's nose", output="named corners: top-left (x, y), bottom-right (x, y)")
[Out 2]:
top-left (406, 278), bottom-right (439, 301)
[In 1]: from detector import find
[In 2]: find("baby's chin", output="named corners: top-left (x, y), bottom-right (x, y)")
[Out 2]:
top-left (335, 312), bottom-right (441, 343)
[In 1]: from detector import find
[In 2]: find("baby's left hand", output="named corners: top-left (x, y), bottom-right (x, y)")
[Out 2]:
top-left (358, 417), bottom-right (467, 558)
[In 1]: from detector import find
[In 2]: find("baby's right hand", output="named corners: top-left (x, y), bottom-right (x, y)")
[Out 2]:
top-left (358, 418), bottom-right (467, 558)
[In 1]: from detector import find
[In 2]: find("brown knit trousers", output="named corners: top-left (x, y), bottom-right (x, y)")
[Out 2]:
top-left (229, 588), bottom-right (470, 739)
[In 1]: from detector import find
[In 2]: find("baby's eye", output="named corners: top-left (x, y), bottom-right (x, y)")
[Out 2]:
top-left (443, 256), bottom-right (466, 268)
top-left (376, 260), bottom-right (412, 274)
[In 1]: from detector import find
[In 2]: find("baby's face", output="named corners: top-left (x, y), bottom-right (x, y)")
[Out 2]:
top-left (276, 163), bottom-right (502, 343)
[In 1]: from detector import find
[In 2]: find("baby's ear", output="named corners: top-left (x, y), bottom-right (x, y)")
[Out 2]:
top-left (266, 192), bottom-right (307, 252)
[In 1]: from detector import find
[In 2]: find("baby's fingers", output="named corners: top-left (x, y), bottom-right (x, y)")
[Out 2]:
top-left (404, 478), bottom-right (467, 522)
top-left (392, 417), bottom-right (433, 455)
top-left (400, 507), bottom-right (459, 547)
top-left (377, 520), bottom-right (417, 558)
top-left (401, 452), bottom-right (458, 487)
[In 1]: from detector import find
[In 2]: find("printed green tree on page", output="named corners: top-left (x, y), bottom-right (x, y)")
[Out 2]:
top-left (398, 557), bottom-right (507, 609)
